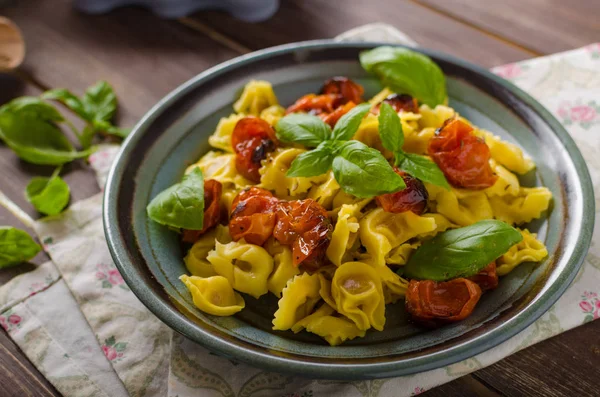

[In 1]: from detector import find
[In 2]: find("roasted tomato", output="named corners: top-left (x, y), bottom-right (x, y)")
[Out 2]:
top-left (376, 169), bottom-right (428, 214)
top-left (321, 101), bottom-right (356, 128)
top-left (321, 77), bottom-right (364, 105)
top-left (231, 117), bottom-right (278, 182)
top-left (405, 278), bottom-right (482, 327)
top-left (372, 94), bottom-right (419, 114)
top-left (285, 93), bottom-right (338, 115)
top-left (229, 187), bottom-right (278, 246)
top-left (273, 199), bottom-right (333, 270)
top-left (468, 262), bottom-right (498, 291)
top-left (182, 179), bottom-right (223, 243)
top-left (428, 119), bottom-right (497, 189)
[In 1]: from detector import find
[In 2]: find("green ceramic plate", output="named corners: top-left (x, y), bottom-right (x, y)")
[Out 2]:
top-left (103, 41), bottom-right (594, 379)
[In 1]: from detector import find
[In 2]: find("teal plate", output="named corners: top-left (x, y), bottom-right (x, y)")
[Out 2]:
top-left (103, 41), bottom-right (594, 379)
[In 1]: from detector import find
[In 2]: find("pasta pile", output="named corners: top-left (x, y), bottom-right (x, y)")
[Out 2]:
top-left (179, 80), bottom-right (551, 345)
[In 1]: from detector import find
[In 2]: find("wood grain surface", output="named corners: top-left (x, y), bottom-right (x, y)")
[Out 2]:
top-left (0, 0), bottom-right (598, 395)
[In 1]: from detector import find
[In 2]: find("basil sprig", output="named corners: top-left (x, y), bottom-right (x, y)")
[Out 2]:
top-left (360, 46), bottom-right (447, 108)
top-left (276, 103), bottom-right (406, 198)
top-left (0, 226), bottom-right (41, 268)
top-left (378, 102), bottom-right (450, 189)
top-left (146, 167), bottom-right (205, 230)
top-left (402, 220), bottom-right (523, 281)
top-left (25, 167), bottom-right (70, 216)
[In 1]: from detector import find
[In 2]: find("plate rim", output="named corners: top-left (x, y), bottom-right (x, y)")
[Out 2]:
top-left (103, 39), bottom-right (595, 379)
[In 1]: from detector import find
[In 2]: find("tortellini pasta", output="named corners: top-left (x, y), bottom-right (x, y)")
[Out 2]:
top-left (292, 303), bottom-right (366, 346)
top-left (473, 129), bottom-right (535, 175)
top-left (489, 187), bottom-right (552, 225)
top-left (259, 104), bottom-right (286, 126)
top-left (426, 184), bottom-right (493, 226)
top-left (332, 261), bottom-right (386, 331)
top-left (233, 80), bottom-right (279, 115)
top-left (189, 151), bottom-right (252, 189)
top-left (497, 229), bottom-right (548, 275)
top-left (273, 273), bottom-right (321, 331)
top-left (267, 246), bottom-right (300, 297)
top-left (260, 148), bottom-right (329, 199)
top-left (308, 171), bottom-right (341, 209)
top-left (180, 275), bottom-right (245, 316)
top-left (207, 241), bottom-right (274, 298)
top-left (207, 113), bottom-right (245, 152)
top-left (184, 225), bottom-right (231, 277)
top-left (418, 104), bottom-right (455, 129)
top-left (326, 204), bottom-right (361, 266)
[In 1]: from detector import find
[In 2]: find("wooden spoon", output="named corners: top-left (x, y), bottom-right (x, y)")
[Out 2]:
top-left (0, 16), bottom-right (25, 72)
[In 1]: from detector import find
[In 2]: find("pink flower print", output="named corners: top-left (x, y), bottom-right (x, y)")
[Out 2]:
top-left (580, 300), bottom-right (593, 313)
top-left (585, 43), bottom-right (600, 59)
top-left (96, 271), bottom-right (106, 280)
top-left (493, 63), bottom-right (523, 80)
top-left (584, 291), bottom-right (598, 299)
top-left (102, 345), bottom-right (118, 361)
top-left (108, 269), bottom-right (124, 286)
top-left (569, 105), bottom-right (596, 122)
top-left (411, 387), bottom-right (426, 396)
top-left (8, 315), bottom-right (21, 325)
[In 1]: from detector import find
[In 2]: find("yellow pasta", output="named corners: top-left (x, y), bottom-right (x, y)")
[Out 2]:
top-left (259, 104), bottom-right (286, 126)
top-left (207, 113), bottom-right (245, 152)
top-left (207, 241), bottom-right (274, 299)
top-left (497, 229), bottom-right (548, 275)
top-left (267, 246), bottom-right (301, 297)
top-left (332, 261), bottom-right (386, 331)
top-left (304, 312), bottom-right (366, 346)
top-left (180, 275), bottom-right (245, 316)
top-left (427, 184), bottom-right (493, 226)
top-left (260, 148), bottom-right (329, 199)
top-left (418, 104), bottom-right (455, 129)
top-left (473, 129), bottom-right (535, 174)
top-left (378, 264), bottom-right (410, 304)
top-left (291, 302), bottom-right (335, 333)
top-left (184, 225), bottom-right (231, 278)
top-left (326, 204), bottom-right (361, 266)
top-left (272, 273), bottom-right (321, 331)
top-left (189, 151), bottom-right (252, 189)
top-left (484, 160), bottom-right (520, 197)
top-left (489, 187), bottom-right (552, 225)
top-left (386, 242), bottom-right (421, 265)
top-left (359, 208), bottom-right (437, 266)
top-left (233, 80), bottom-right (279, 115)
top-left (307, 171), bottom-right (341, 209)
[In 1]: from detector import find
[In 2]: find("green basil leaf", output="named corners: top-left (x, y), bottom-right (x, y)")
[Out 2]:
top-left (93, 120), bottom-right (131, 138)
top-left (25, 170), bottom-right (70, 216)
top-left (378, 102), bottom-right (404, 152)
top-left (147, 167), bottom-right (205, 230)
top-left (0, 112), bottom-right (95, 165)
top-left (398, 152), bottom-right (450, 189)
top-left (42, 89), bottom-right (88, 120)
top-left (82, 81), bottom-right (117, 122)
top-left (0, 226), bottom-right (41, 268)
top-left (1, 97), bottom-right (64, 122)
top-left (360, 46), bottom-right (447, 107)
top-left (332, 140), bottom-right (405, 198)
top-left (275, 113), bottom-right (331, 147)
top-left (287, 141), bottom-right (336, 177)
top-left (403, 220), bottom-right (523, 281)
top-left (331, 103), bottom-right (371, 141)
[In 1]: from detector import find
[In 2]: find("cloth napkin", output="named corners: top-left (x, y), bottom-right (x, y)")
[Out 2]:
top-left (1, 24), bottom-right (600, 397)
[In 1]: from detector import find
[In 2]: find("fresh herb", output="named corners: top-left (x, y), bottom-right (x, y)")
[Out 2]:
top-left (43, 81), bottom-right (129, 148)
top-left (276, 105), bottom-right (404, 197)
top-left (402, 220), bottom-right (523, 281)
top-left (0, 226), bottom-right (41, 268)
top-left (25, 167), bottom-right (70, 216)
top-left (360, 46), bottom-right (447, 108)
top-left (332, 140), bottom-right (405, 198)
top-left (378, 102), bottom-right (450, 189)
top-left (146, 167), bottom-right (205, 230)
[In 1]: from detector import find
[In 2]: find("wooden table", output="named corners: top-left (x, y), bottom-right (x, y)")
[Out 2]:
top-left (1, 1), bottom-right (599, 395)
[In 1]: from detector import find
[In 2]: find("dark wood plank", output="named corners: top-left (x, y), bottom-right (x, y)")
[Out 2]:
top-left (3, 0), bottom-right (239, 128)
top-left (186, 0), bottom-right (534, 67)
top-left (474, 320), bottom-right (600, 396)
top-left (423, 374), bottom-right (503, 397)
top-left (418, 0), bottom-right (600, 54)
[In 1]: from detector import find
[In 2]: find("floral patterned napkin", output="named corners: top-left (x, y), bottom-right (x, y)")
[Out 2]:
top-left (1, 24), bottom-right (599, 397)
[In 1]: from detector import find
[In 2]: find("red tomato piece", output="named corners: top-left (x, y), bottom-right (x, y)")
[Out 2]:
top-left (372, 94), bottom-right (419, 114)
top-left (273, 199), bottom-right (332, 270)
top-left (375, 168), bottom-right (428, 214)
top-left (181, 179), bottom-right (223, 243)
top-left (321, 101), bottom-right (356, 128)
top-left (285, 93), bottom-right (338, 115)
top-left (231, 117), bottom-right (278, 183)
top-left (428, 119), bottom-right (498, 189)
top-left (468, 262), bottom-right (498, 291)
top-left (229, 187), bottom-right (278, 246)
top-left (405, 278), bottom-right (482, 327)
top-left (321, 77), bottom-right (364, 105)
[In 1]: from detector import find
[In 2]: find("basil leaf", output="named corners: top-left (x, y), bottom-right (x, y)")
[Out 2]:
top-left (398, 152), bottom-right (450, 189)
top-left (378, 102), bottom-right (404, 152)
top-left (360, 46), bottom-right (447, 107)
top-left (147, 167), bottom-right (205, 230)
top-left (94, 120), bottom-right (130, 138)
top-left (0, 226), bottom-right (41, 268)
top-left (332, 140), bottom-right (405, 198)
top-left (287, 141), bottom-right (336, 177)
top-left (331, 103), bottom-right (371, 141)
top-left (82, 81), bottom-right (117, 122)
top-left (25, 169), bottom-right (70, 216)
top-left (1, 97), bottom-right (64, 122)
top-left (42, 89), bottom-right (87, 120)
top-left (403, 220), bottom-right (523, 281)
top-left (0, 112), bottom-right (95, 165)
top-left (275, 113), bottom-right (331, 147)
